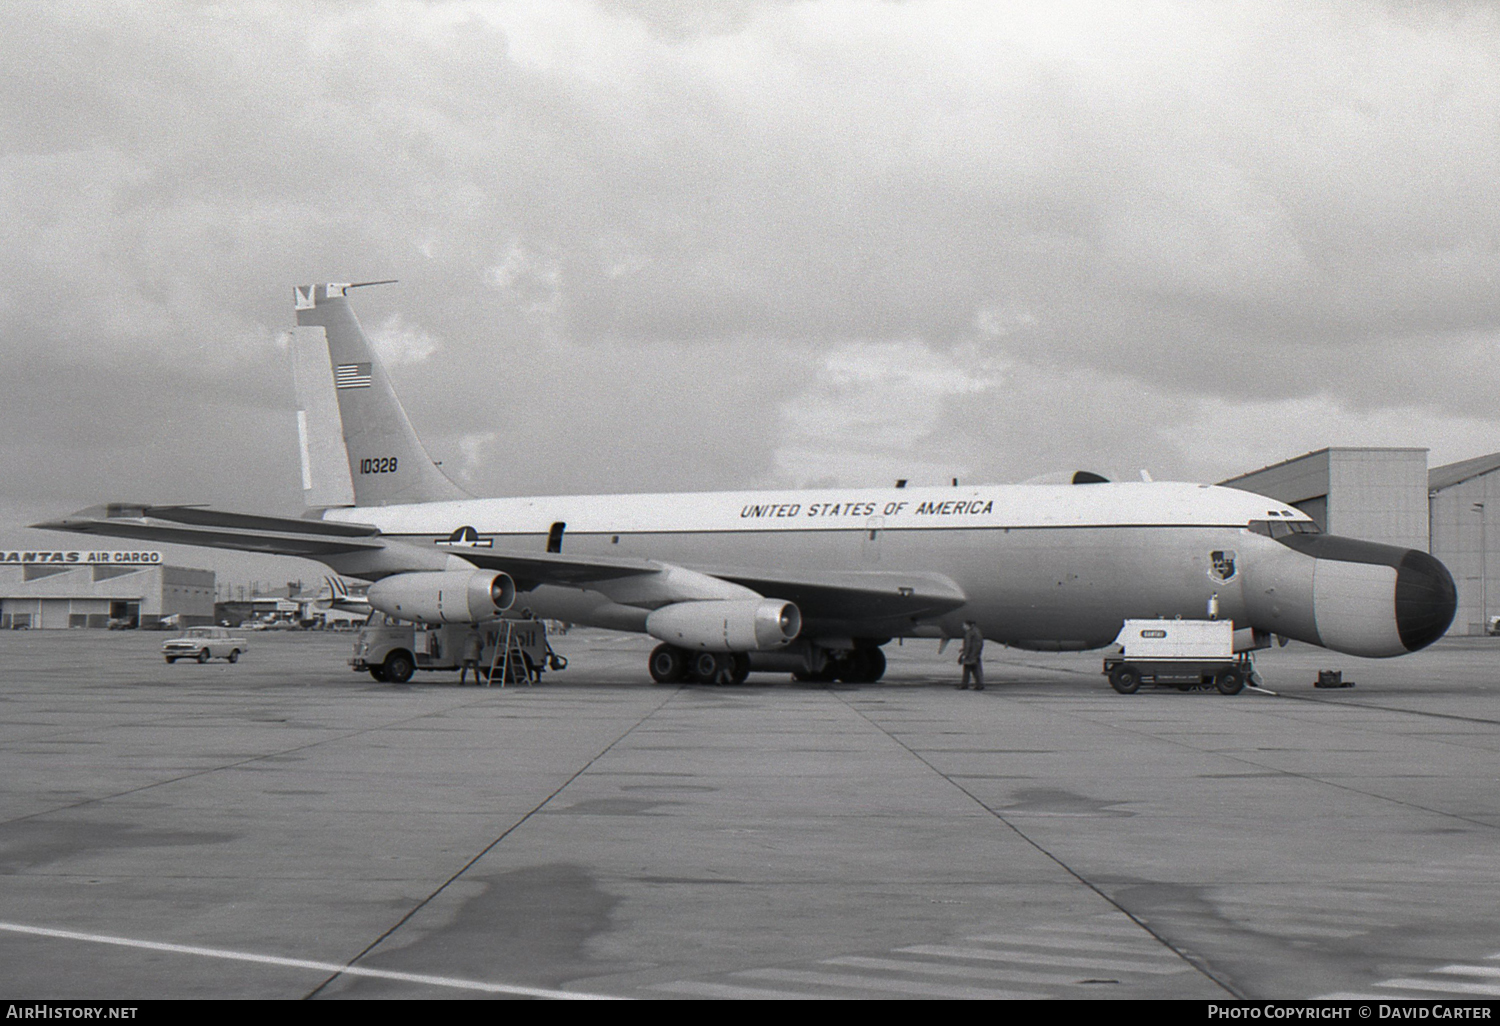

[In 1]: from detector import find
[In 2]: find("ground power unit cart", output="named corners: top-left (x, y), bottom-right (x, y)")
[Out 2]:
top-left (1103, 619), bottom-right (1251, 696)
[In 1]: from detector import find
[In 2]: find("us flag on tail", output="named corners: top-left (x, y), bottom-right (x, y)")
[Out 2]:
top-left (334, 363), bottom-right (372, 389)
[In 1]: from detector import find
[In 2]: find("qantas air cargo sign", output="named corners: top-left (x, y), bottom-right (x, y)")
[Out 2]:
top-left (0, 551), bottom-right (162, 565)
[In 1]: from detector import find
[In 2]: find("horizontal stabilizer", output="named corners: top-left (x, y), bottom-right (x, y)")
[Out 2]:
top-left (289, 325), bottom-right (356, 509)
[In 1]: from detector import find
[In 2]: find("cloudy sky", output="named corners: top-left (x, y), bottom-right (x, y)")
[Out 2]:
top-left (7, 0), bottom-right (1500, 581)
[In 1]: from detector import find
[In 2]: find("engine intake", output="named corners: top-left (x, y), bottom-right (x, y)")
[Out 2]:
top-left (367, 569), bottom-right (515, 624)
top-left (646, 599), bottom-right (801, 652)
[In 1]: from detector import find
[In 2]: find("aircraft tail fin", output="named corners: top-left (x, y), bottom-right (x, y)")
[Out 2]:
top-left (293, 284), bottom-right (470, 508)
top-left (312, 575), bottom-right (338, 610)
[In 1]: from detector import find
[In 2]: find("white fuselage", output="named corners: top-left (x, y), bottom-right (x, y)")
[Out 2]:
top-left (323, 481), bottom-right (1310, 650)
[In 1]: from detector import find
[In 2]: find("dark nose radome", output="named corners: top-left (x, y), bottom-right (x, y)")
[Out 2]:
top-left (1396, 549), bottom-right (1457, 652)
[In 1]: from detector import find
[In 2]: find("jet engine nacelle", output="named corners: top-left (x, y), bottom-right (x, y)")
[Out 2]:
top-left (366, 569), bottom-right (515, 625)
top-left (645, 599), bottom-right (802, 652)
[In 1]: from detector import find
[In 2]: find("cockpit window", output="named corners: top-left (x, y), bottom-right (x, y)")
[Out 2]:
top-left (1247, 520), bottom-right (1321, 538)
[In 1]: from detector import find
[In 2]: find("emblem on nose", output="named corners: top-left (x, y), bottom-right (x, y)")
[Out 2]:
top-left (1209, 550), bottom-right (1237, 583)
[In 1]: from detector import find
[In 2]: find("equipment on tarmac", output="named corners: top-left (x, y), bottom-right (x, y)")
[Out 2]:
top-left (1315, 670), bottom-right (1355, 688)
top-left (351, 612), bottom-right (563, 685)
top-left (1103, 619), bottom-right (1253, 696)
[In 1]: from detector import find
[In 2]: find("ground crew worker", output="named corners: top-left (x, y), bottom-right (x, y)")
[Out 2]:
top-left (459, 629), bottom-right (483, 685)
top-left (957, 620), bottom-right (985, 691)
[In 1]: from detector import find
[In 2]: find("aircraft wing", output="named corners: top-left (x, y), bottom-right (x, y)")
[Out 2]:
top-left (35, 505), bottom-right (965, 629)
top-left (32, 504), bottom-right (387, 558)
top-left (450, 545), bottom-right (962, 617)
top-left (35, 508), bottom-right (681, 584)
top-left (458, 545), bottom-right (964, 625)
top-left (441, 545), bottom-right (661, 587)
top-left (708, 567), bottom-right (968, 626)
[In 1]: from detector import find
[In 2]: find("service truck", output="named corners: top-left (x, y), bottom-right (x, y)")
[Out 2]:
top-left (1103, 619), bottom-right (1252, 695)
top-left (351, 613), bottom-right (563, 684)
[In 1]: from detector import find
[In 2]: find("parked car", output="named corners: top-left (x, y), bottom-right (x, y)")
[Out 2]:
top-left (163, 627), bottom-right (249, 664)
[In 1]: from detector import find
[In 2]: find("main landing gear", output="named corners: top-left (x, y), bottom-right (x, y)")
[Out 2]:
top-left (649, 645), bottom-right (750, 685)
top-left (649, 643), bottom-right (888, 685)
top-left (790, 645), bottom-right (886, 684)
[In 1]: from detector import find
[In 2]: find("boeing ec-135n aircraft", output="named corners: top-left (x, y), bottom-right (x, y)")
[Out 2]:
top-left (36, 283), bottom-right (1458, 685)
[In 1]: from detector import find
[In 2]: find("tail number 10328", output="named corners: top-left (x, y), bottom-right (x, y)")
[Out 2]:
top-left (359, 457), bottom-right (399, 474)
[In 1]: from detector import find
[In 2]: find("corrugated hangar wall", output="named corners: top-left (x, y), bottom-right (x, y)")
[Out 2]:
top-left (1429, 454), bottom-right (1500, 636)
top-left (1220, 448), bottom-right (1430, 553)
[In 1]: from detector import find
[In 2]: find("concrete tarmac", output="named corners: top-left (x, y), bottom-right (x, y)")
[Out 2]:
top-left (1, 627), bottom-right (1499, 1000)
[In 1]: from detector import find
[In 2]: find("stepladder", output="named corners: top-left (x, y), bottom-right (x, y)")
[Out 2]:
top-left (484, 620), bottom-right (546, 687)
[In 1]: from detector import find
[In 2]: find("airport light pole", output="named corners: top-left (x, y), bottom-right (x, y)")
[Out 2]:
top-left (1475, 502), bottom-right (1487, 634)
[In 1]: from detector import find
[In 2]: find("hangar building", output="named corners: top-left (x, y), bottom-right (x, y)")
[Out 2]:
top-left (1428, 452), bottom-right (1500, 636)
top-left (0, 553), bottom-right (215, 629)
top-left (1220, 448), bottom-right (1431, 552)
top-left (1222, 447), bottom-right (1500, 636)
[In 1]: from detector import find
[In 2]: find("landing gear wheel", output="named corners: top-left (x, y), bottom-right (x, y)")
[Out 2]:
top-left (1109, 665), bottom-right (1141, 694)
top-left (839, 648), bottom-right (873, 684)
top-left (382, 652), bottom-right (415, 684)
top-left (1216, 669), bottom-right (1245, 696)
top-left (729, 653), bottom-right (751, 685)
top-left (689, 651), bottom-right (727, 685)
top-left (819, 657), bottom-right (849, 683)
top-left (648, 644), bottom-right (688, 684)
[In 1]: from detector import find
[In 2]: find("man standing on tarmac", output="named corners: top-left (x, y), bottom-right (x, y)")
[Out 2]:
top-left (957, 620), bottom-right (985, 691)
top-left (459, 629), bottom-right (484, 685)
